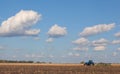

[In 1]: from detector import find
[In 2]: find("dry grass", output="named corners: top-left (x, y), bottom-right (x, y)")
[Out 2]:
top-left (0, 63), bottom-right (120, 74)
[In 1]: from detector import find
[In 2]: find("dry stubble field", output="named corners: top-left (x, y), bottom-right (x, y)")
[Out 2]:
top-left (0, 63), bottom-right (120, 74)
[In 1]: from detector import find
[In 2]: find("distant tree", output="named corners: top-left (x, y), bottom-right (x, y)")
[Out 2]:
top-left (96, 62), bottom-right (111, 66)
top-left (0, 60), bottom-right (34, 63)
top-left (80, 61), bottom-right (85, 64)
top-left (49, 62), bottom-right (52, 64)
top-left (36, 61), bottom-right (40, 63)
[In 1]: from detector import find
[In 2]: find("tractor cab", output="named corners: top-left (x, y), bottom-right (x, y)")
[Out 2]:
top-left (84, 60), bottom-right (94, 66)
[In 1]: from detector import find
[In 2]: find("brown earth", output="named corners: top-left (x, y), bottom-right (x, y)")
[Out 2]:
top-left (0, 63), bottom-right (120, 74)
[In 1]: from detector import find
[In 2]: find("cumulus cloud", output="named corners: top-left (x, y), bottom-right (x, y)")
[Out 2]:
top-left (94, 45), bottom-right (106, 51)
top-left (48, 55), bottom-right (54, 58)
top-left (73, 47), bottom-right (88, 51)
top-left (92, 38), bottom-right (108, 46)
top-left (68, 52), bottom-right (80, 57)
top-left (34, 37), bottom-right (40, 40)
top-left (72, 38), bottom-right (89, 51)
top-left (118, 48), bottom-right (120, 50)
top-left (80, 23), bottom-right (115, 36)
top-left (113, 52), bottom-right (117, 56)
top-left (91, 38), bottom-right (108, 51)
top-left (72, 37), bottom-right (89, 46)
top-left (46, 38), bottom-right (54, 43)
top-left (112, 40), bottom-right (120, 44)
top-left (114, 32), bottom-right (120, 37)
top-left (47, 24), bottom-right (67, 38)
top-left (72, 38), bottom-right (109, 51)
top-left (0, 10), bottom-right (41, 37)
top-left (25, 54), bottom-right (44, 58)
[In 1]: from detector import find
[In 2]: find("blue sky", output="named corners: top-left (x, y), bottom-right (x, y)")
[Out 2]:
top-left (0, 0), bottom-right (120, 63)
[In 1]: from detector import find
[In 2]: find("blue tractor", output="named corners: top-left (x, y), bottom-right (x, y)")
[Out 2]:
top-left (84, 60), bottom-right (94, 66)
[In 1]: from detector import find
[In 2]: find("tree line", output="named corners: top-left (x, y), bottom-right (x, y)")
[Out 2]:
top-left (0, 60), bottom-right (53, 64)
top-left (0, 60), bottom-right (34, 63)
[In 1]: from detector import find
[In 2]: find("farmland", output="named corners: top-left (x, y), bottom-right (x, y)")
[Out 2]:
top-left (0, 63), bottom-right (120, 74)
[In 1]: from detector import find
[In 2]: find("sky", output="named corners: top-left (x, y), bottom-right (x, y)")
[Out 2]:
top-left (0, 0), bottom-right (120, 63)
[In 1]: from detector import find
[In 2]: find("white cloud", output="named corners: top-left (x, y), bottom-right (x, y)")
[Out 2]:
top-left (0, 10), bottom-right (41, 37)
top-left (118, 48), bottom-right (120, 51)
top-left (92, 38), bottom-right (108, 46)
top-left (68, 52), bottom-right (73, 56)
top-left (74, 53), bottom-right (80, 57)
top-left (25, 54), bottom-right (44, 58)
top-left (113, 52), bottom-right (117, 56)
top-left (94, 46), bottom-right (106, 51)
top-left (72, 37), bottom-right (89, 46)
top-left (91, 38), bottom-right (108, 51)
top-left (12, 55), bottom-right (17, 58)
top-left (34, 37), bottom-right (40, 40)
top-left (115, 32), bottom-right (120, 37)
top-left (112, 40), bottom-right (120, 44)
top-left (48, 55), bottom-right (54, 58)
top-left (80, 23), bottom-right (115, 36)
top-left (46, 38), bottom-right (54, 43)
top-left (72, 38), bottom-right (109, 51)
top-left (72, 38), bottom-right (89, 51)
top-left (73, 47), bottom-right (88, 51)
top-left (68, 52), bottom-right (80, 57)
top-left (47, 24), bottom-right (67, 38)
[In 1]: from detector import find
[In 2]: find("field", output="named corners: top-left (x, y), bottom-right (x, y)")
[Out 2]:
top-left (0, 63), bottom-right (120, 74)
